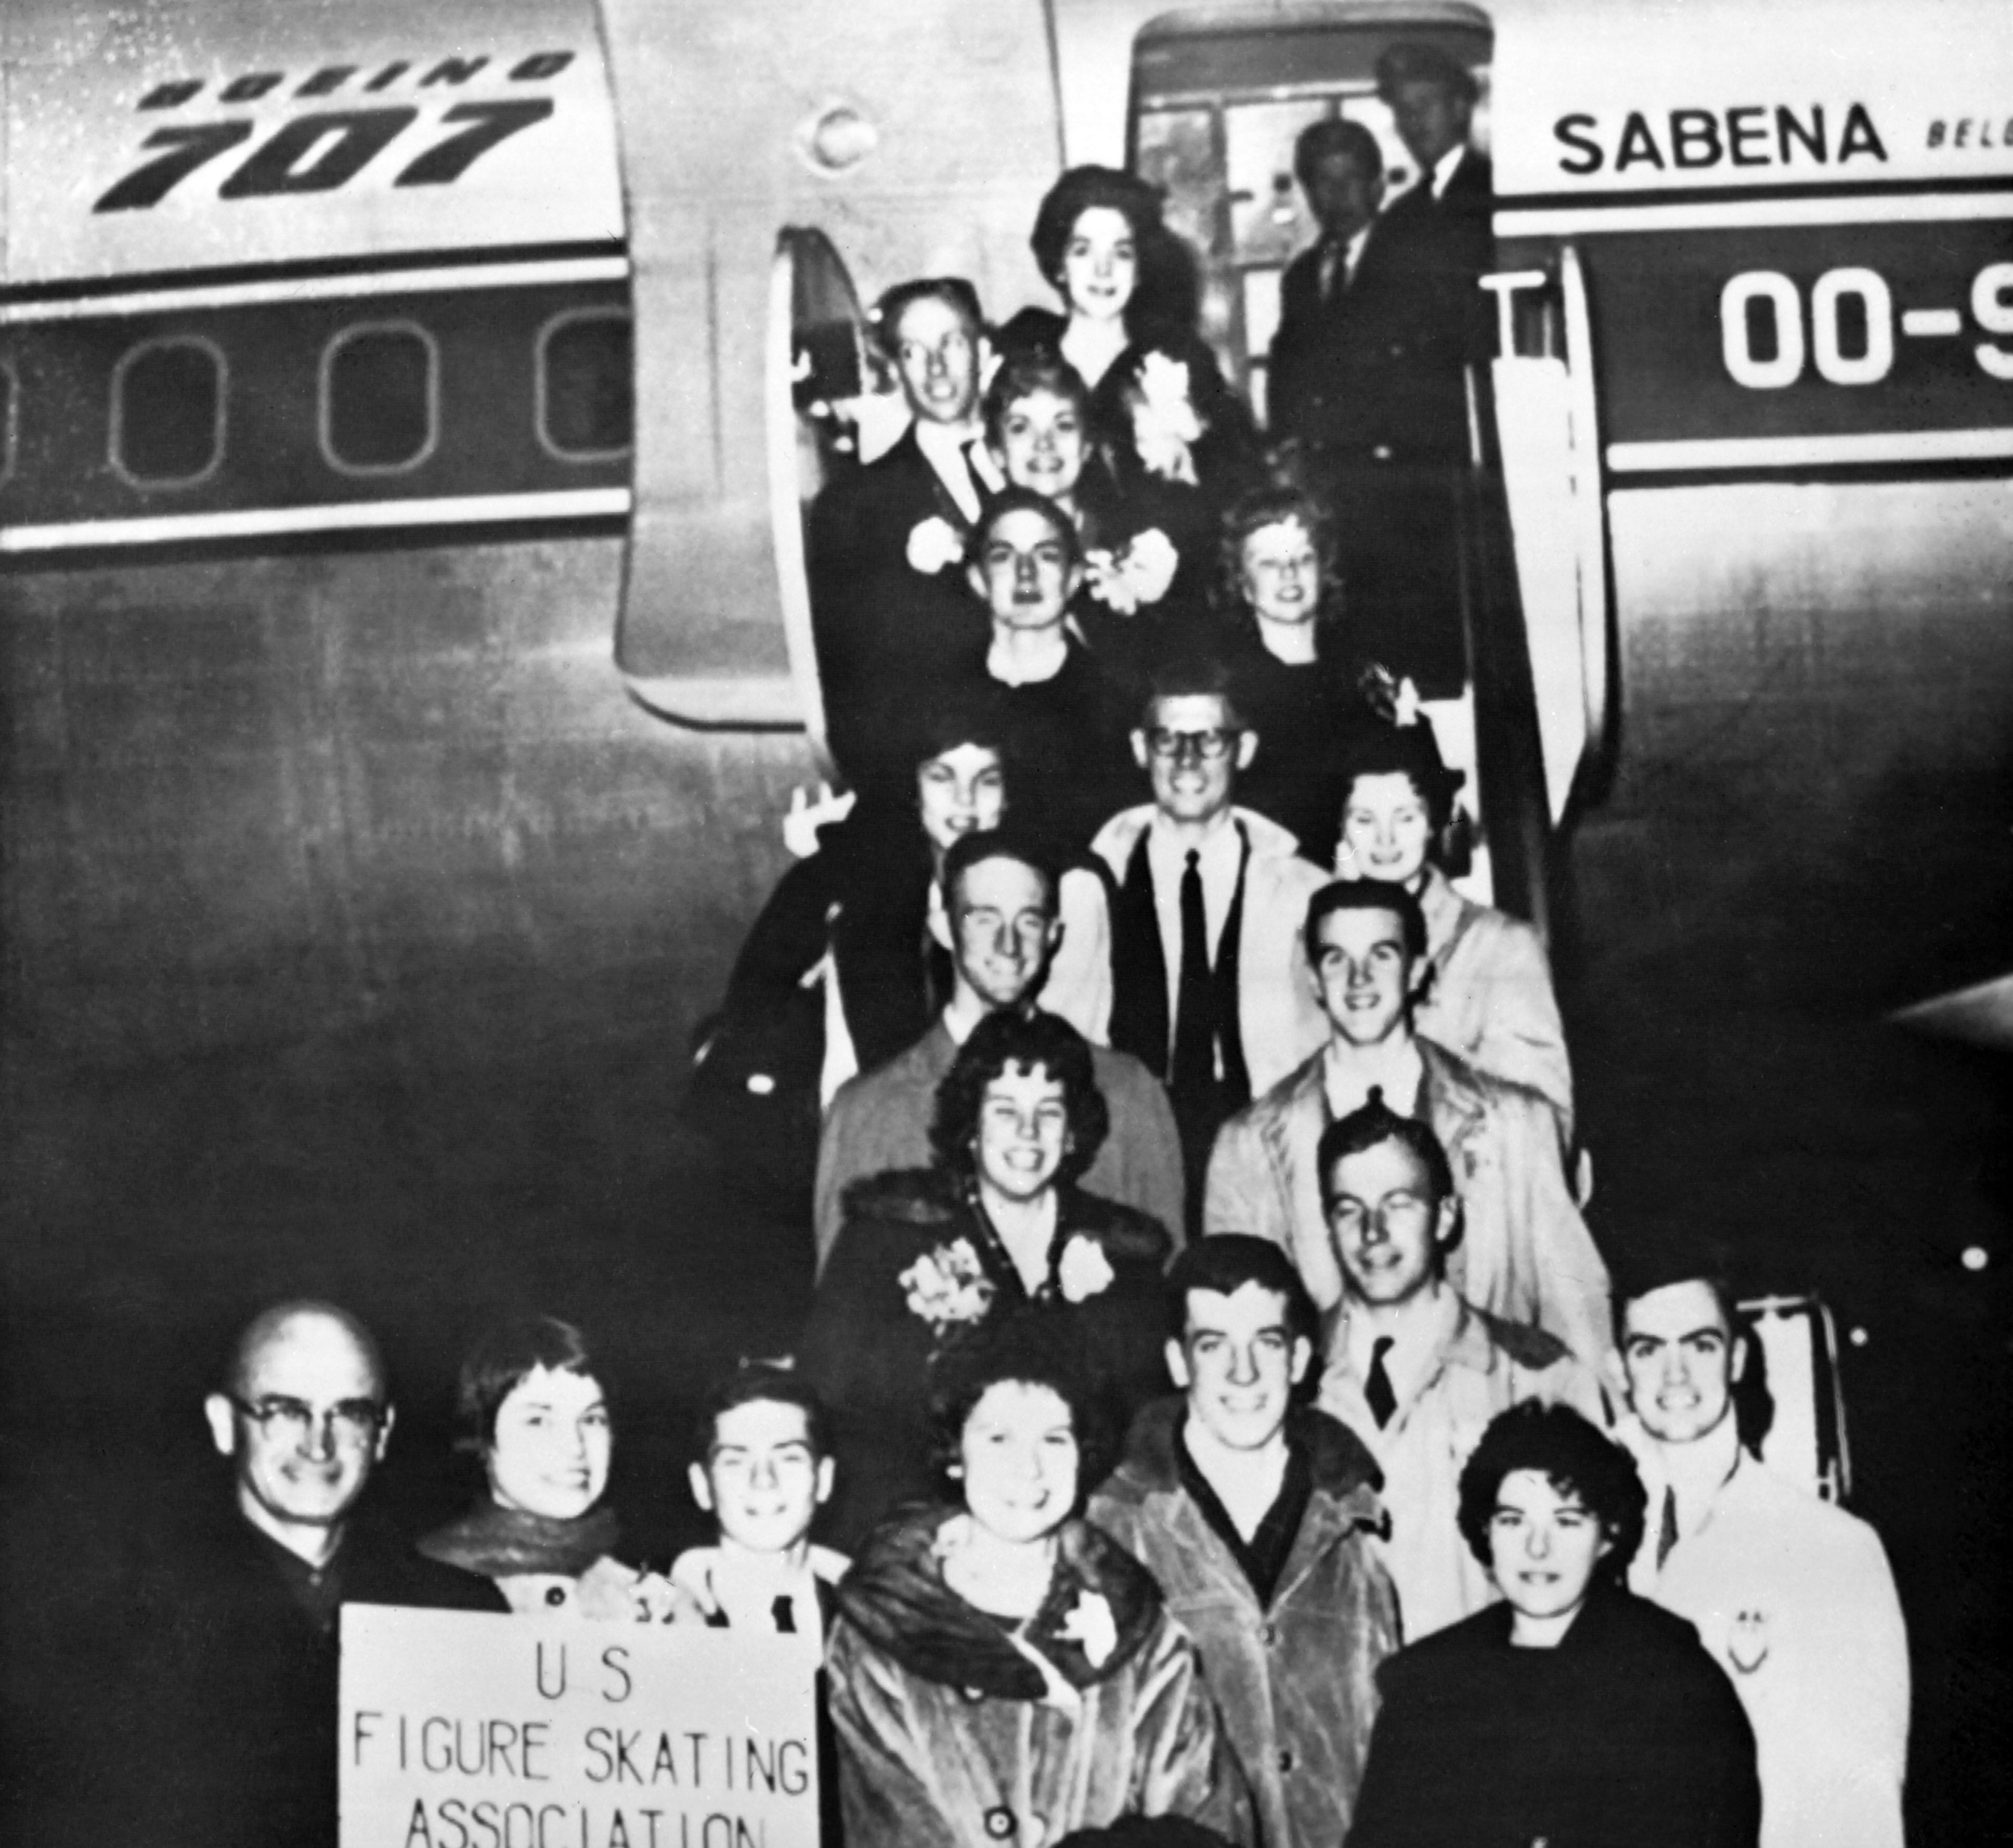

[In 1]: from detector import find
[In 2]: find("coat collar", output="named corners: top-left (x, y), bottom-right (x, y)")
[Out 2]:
top-left (1114, 1394), bottom-right (1385, 1507)
top-left (834, 1504), bottom-right (1164, 1697)
top-left (1092, 803), bottom-right (1307, 881)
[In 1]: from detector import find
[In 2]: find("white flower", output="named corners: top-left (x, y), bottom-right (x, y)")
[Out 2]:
top-left (1082, 550), bottom-right (1138, 616)
top-left (1056, 1235), bottom-right (1115, 1303)
top-left (900, 1238), bottom-right (996, 1329)
top-left (1115, 527), bottom-right (1178, 605)
top-left (1129, 352), bottom-right (1203, 484)
top-left (1135, 353), bottom-right (1202, 441)
top-left (905, 515), bottom-right (966, 575)
top-left (1058, 1589), bottom-right (1118, 1668)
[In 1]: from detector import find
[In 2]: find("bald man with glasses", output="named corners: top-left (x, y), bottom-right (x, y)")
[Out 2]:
top-left (128, 1300), bottom-right (502, 1848)
top-left (1092, 661), bottom-right (1330, 1230)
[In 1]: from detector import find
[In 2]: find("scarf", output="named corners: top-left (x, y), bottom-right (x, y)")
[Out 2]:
top-left (418, 1499), bottom-right (622, 1579)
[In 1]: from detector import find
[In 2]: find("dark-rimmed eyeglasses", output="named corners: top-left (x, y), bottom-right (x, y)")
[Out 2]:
top-left (230, 1395), bottom-right (385, 1446)
top-left (1145, 727), bottom-right (1235, 761)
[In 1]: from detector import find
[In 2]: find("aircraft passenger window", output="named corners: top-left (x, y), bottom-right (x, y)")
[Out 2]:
top-left (537, 311), bottom-right (633, 460)
top-left (111, 338), bottom-right (225, 487)
top-left (1130, 9), bottom-right (1491, 423)
top-left (321, 323), bottom-right (437, 474)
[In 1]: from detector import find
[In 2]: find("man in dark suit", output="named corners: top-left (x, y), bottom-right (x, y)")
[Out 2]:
top-left (126, 1301), bottom-right (503, 1848)
top-left (1268, 48), bottom-right (1494, 694)
top-left (808, 276), bottom-right (997, 778)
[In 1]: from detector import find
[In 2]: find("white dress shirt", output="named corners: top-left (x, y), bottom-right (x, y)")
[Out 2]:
top-left (1430, 143), bottom-right (1469, 202)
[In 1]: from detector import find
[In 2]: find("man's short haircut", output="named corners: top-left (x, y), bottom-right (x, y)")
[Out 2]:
top-left (982, 350), bottom-right (1093, 451)
top-left (1317, 1087), bottom-right (1457, 1209)
top-left (1337, 722), bottom-right (1465, 832)
top-left (1611, 1255), bottom-right (1776, 1457)
top-left (870, 276), bottom-right (984, 355)
top-left (1029, 165), bottom-right (1161, 289)
top-left (926, 1306), bottom-right (1121, 1504)
top-left (929, 1007), bottom-right (1109, 1188)
top-left (1456, 1401), bottom-right (1647, 1580)
top-left (940, 820), bottom-right (1061, 917)
top-left (1303, 876), bottom-right (1428, 962)
top-left (1375, 41), bottom-right (1480, 106)
top-left (694, 1361), bottom-right (831, 1464)
top-left (1136, 654), bottom-right (1248, 733)
top-left (453, 1314), bottom-right (604, 1455)
top-left (1293, 116), bottom-right (1385, 188)
top-left (1166, 1235), bottom-right (1320, 1350)
top-left (226, 1299), bottom-right (385, 1402)
top-left (969, 484), bottom-right (1083, 570)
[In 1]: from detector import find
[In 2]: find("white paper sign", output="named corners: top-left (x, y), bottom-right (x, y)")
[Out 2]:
top-left (340, 1609), bottom-right (820, 1848)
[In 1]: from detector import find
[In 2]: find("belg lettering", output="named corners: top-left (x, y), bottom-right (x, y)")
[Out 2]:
top-left (1553, 103), bottom-right (1888, 175)
top-left (1927, 117), bottom-right (2013, 149)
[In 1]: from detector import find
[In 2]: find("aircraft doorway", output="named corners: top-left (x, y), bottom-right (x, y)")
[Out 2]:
top-left (1127, 6), bottom-right (1492, 427)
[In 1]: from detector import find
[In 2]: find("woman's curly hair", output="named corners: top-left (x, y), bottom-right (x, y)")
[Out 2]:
top-left (1455, 1401), bottom-right (1648, 1583)
top-left (926, 1306), bottom-right (1122, 1505)
top-left (929, 1008), bottom-right (1109, 1189)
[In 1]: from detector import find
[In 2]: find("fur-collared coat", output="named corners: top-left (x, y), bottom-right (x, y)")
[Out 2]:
top-left (1088, 1402), bottom-right (1399, 1847)
top-left (826, 1506), bottom-right (1254, 1847)
top-left (798, 1170), bottom-right (1174, 1552)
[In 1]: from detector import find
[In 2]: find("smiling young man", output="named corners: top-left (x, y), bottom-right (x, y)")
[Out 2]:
top-left (949, 486), bottom-right (1134, 851)
top-left (810, 276), bottom-right (997, 777)
top-left (1617, 1262), bottom-right (1910, 1848)
top-left (1089, 1236), bottom-right (1397, 1846)
top-left (1204, 876), bottom-right (1612, 1371)
top-left (813, 825), bottom-right (1183, 1271)
top-left (1092, 658), bottom-right (1331, 1230)
top-left (1305, 1096), bottom-right (1603, 1639)
top-left (130, 1302), bottom-right (502, 1848)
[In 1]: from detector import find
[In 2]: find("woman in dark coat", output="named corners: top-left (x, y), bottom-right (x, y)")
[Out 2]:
top-left (691, 694), bottom-right (1112, 1207)
top-left (996, 165), bottom-right (1262, 525)
top-left (1213, 481), bottom-right (1381, 858)
top-left (1347, 1402), bottom-right (1760, 1848)
top-left (826, 1311), bottom-right (1251, 1847)
top-left (797, 1008), bottom-right (1174, 1552)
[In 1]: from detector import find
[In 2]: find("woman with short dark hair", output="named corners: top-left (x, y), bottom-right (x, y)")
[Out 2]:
top-left (998, 166), bottom-right (1261, 522)
top-left (1348, 1402), bottom-right (1761, 1848)
top-left (826, 1311), bottom-right (1251, 1846)
top-left (418, 1316), bottom-right (673, 1620)
top-left (798, 1009), bottom-right (1174, 1552)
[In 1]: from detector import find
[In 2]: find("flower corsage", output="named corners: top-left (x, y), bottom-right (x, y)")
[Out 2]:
top-left (1129, 352), bottom-right (1203, 485)
top-left (899, 1238), bottom-right (997, 1333)
top-left (1057, 1588), bottom-right (1119, 1668)
top-left (1055, 1235), bottom-right (1116, 1303)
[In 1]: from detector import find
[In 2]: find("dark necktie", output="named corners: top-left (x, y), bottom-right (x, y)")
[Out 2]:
top-left (1365, 1335), bottom-right (1397, 1428)
top-left (772, 1593), bottom-right (797, 1634)
top-left (1171, 849), bottom-right (1216, 1095)
top-left (1656, 1487), bottom-right (1680, 1569)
